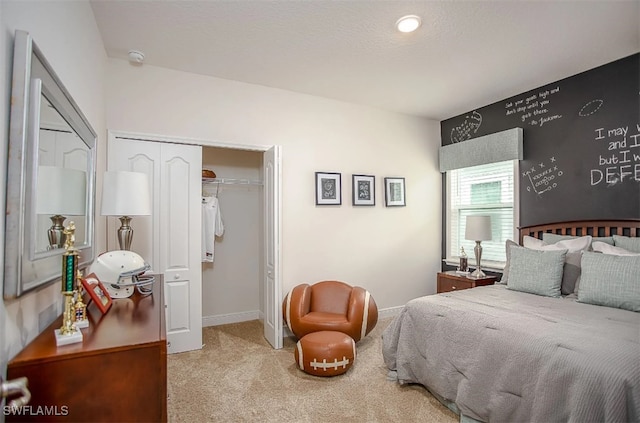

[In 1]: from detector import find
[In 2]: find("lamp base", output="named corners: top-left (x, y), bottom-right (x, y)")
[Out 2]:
top-left (469, 268), bottom-right (487, 279)
top-left (470, 240), bottom-right (486, 279)
top-left (117, 216), bottom-right (133, 250)
top-left (47, 215), bottom-right (66, 250)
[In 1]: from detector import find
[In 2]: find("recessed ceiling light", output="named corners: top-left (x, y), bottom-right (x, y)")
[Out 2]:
top-left (396, 15), bottom-right (422, 33)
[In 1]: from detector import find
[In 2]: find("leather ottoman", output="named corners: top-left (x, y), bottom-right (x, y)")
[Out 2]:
top-left (294, 331), bottom-right (356, 377)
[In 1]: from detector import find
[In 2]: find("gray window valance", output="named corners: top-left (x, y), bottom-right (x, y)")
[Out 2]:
top-left (439, 128), bottom-right (523, 172)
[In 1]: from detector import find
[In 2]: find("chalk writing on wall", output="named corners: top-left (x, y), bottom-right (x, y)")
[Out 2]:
top-left (523, 156), bottom-right (564, 195)
top-left (505, 86), bottom-right (563, 127)
top-left (590, 123), bottom-right (640, 186)
top-left (450, 111), bottom-right (482, 143)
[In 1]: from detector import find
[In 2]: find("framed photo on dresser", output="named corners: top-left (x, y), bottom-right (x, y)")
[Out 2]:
top-left (81, 273), bottom-right (112, 314)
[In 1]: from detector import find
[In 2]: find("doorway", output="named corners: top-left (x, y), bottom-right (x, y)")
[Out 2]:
top-left (108, 131), bottom-right (282, 349)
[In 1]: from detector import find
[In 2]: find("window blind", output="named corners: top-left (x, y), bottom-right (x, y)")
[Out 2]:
top-left (448, 160), bottom-right (516, 264)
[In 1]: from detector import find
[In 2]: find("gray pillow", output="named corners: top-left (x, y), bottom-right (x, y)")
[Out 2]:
top-left (562, 252), bottom-right (582, 295)
top-left (499, 239), bottom-right (519, 285)
top-left (612, 235), bottom-right (640, 253)
top-left (577, 251), bottom-right (640, 312)
top-left (542, 233), bottom-right (614, 248)
top-left (506, 245), bottom-right (566, 297)
top-left (523, 235), bottom-right (589, 295)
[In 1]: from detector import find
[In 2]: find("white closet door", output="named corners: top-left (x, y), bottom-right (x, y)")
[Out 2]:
top-left (107, 135), bottom-right (202, 354)
top-left (160, 142), bottom-right (202, 353)
top-left (263, 145), bottom-right (282, 349)
top-left (107, 137), bottom-right (160, 269)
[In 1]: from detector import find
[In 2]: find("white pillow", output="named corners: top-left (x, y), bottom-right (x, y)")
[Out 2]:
top-left (592, 241), bottom-right (640, 256)
top-left (523, 235), bottom-right (592, 252)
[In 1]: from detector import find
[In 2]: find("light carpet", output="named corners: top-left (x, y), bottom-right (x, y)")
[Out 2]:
top-left (167, 317), bottom-right (457, 422)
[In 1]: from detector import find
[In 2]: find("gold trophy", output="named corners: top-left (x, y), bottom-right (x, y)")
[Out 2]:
top-left (54, 222), bottom-right (83, 346)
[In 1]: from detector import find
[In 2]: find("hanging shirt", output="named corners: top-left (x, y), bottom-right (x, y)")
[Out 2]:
top-left (202, 196), bottom-right (224, 262)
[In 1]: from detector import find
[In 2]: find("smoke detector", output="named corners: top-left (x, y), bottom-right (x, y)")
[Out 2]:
top-left (127, 50), bottom-right (145, 64)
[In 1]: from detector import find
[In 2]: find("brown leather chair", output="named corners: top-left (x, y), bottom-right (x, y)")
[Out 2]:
top-left (282, 281), bottom-right (378, 342)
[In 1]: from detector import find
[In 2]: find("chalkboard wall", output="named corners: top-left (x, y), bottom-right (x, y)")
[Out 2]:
top-left (441, 53), bottom-right (639, 227)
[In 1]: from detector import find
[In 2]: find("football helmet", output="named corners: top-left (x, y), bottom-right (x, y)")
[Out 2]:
top-left (89, 250), bottom-right (154, 298)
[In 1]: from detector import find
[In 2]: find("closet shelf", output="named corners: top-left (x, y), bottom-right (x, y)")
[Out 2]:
top-left (202, 177), bottom-right (263, 186)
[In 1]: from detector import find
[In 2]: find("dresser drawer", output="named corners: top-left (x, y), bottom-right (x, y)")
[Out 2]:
top-left (438, 278), bottom-right (473, 293)
top-left (437, 272), bottom-right (497, 294)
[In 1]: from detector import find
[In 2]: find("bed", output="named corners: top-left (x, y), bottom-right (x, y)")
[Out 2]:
top-left (382, 220), bottom-right (640, 423)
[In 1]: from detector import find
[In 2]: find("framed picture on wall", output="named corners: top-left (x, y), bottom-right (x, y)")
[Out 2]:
top-left (384, 177), bottom-right (406, 207)
top-left (315, 172), bottom-right (342, 205)
top-left (352, 174), bottom-right (375, 206)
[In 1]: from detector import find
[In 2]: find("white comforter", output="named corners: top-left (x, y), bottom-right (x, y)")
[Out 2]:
top-left (382, 285), bottom-right (640, 422)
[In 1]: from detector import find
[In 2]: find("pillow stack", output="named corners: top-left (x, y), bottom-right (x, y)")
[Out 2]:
top-left (501, 233), bottom-right (640, 312)
top-left (503, 235), bottom-right (591, 297)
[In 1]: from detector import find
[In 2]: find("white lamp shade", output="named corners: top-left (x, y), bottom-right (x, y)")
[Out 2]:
top-left (465, 215), bottom-right (492, 241)
top-left (36, 166), bottom-right (86, 215)
top-left (101, 171), bottom-right (151, 216)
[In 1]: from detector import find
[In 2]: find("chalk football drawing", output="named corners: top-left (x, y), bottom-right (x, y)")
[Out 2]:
top-left (578, 99), bottom-right (603, 117)
top-left (523, 157), bottom-right (563, 195)
top-left (450, 111), bottom-right (482, 143)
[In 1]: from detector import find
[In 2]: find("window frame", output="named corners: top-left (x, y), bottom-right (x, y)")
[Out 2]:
top-left (444, 160), bottom-right (520, 271)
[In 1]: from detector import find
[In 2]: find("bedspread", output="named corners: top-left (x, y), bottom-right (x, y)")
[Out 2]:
top-left (382, 285), bottom-right (640, 422)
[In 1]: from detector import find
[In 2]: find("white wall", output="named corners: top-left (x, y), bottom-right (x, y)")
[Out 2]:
top-left (105, 60), bottom-right (442, 314)
top-left (1, 1), bottom-right (107, 375)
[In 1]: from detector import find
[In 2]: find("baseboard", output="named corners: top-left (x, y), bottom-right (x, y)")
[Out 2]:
top-left (378, 306), bottom-right (404, 319)
top-left (281, 305), bottom-right (404, 338)
top-left (202, 310), bottom-right (261, 327)
top-left (204, 306), bottom-right (404, 331)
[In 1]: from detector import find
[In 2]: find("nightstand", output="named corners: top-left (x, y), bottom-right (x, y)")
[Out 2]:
top-left (437, 271), bottom-right (497, 294)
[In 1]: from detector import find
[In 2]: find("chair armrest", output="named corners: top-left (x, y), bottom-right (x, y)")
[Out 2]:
top-left (283, 283), bottom-right (312, 331)
top-left (346, 287), bottom-right (378, 341)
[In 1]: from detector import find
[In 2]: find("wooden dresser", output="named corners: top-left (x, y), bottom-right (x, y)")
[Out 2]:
top-left (6, 275), bottom-right (167, 422)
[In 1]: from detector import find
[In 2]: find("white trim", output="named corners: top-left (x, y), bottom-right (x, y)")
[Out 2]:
top-left (281, 305), bottom-right (404, 340)
top-left (378, 306), bottom-right (404, 319)
top-left (202, 310), bottom-right (261, 327)
top-left (109, 129), bottom-right (269, 152)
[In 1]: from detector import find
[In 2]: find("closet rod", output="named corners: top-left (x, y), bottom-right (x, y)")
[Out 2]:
top-left (202, 177), bottom-right (263, 186)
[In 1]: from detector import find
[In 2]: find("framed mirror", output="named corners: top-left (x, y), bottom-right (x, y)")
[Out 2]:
top-left (4, 30), bottom-right (97, 299)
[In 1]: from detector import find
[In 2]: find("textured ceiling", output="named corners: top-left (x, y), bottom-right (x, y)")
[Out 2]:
top-left (90, 1), bottom-right (640, 120)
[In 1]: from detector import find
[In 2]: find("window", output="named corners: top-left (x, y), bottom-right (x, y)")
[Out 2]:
top-left (446, 160), bottom-right (518, 267)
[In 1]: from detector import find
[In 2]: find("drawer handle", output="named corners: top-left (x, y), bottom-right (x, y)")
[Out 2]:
top-left (1, 376), bottom-right (31, 409)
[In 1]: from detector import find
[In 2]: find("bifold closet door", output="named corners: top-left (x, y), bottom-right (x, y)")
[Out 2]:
top-left (108, 135), bottom-right (203, 354)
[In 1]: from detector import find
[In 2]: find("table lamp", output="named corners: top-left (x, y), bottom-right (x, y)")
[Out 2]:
top-left (465, 215), bottom-right (492, 279)
top-left (101, 170), bottom-right (151, 250)
top-left (36, 166), bottom-right (86, 250)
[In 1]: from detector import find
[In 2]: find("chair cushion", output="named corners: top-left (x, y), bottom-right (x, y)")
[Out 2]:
top-left (295, 331), bottom-right (356, 377)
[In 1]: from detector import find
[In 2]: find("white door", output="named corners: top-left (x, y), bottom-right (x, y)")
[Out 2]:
top-left (263, 145), bottom-right (282, 349)
top-left (159, 142), bottom-right (202, 353)
top-left (107, 134), bottom-right (202, 354)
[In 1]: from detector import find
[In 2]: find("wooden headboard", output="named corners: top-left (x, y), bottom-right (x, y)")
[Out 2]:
top-left (519, 220), bottom-right (640, 244)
